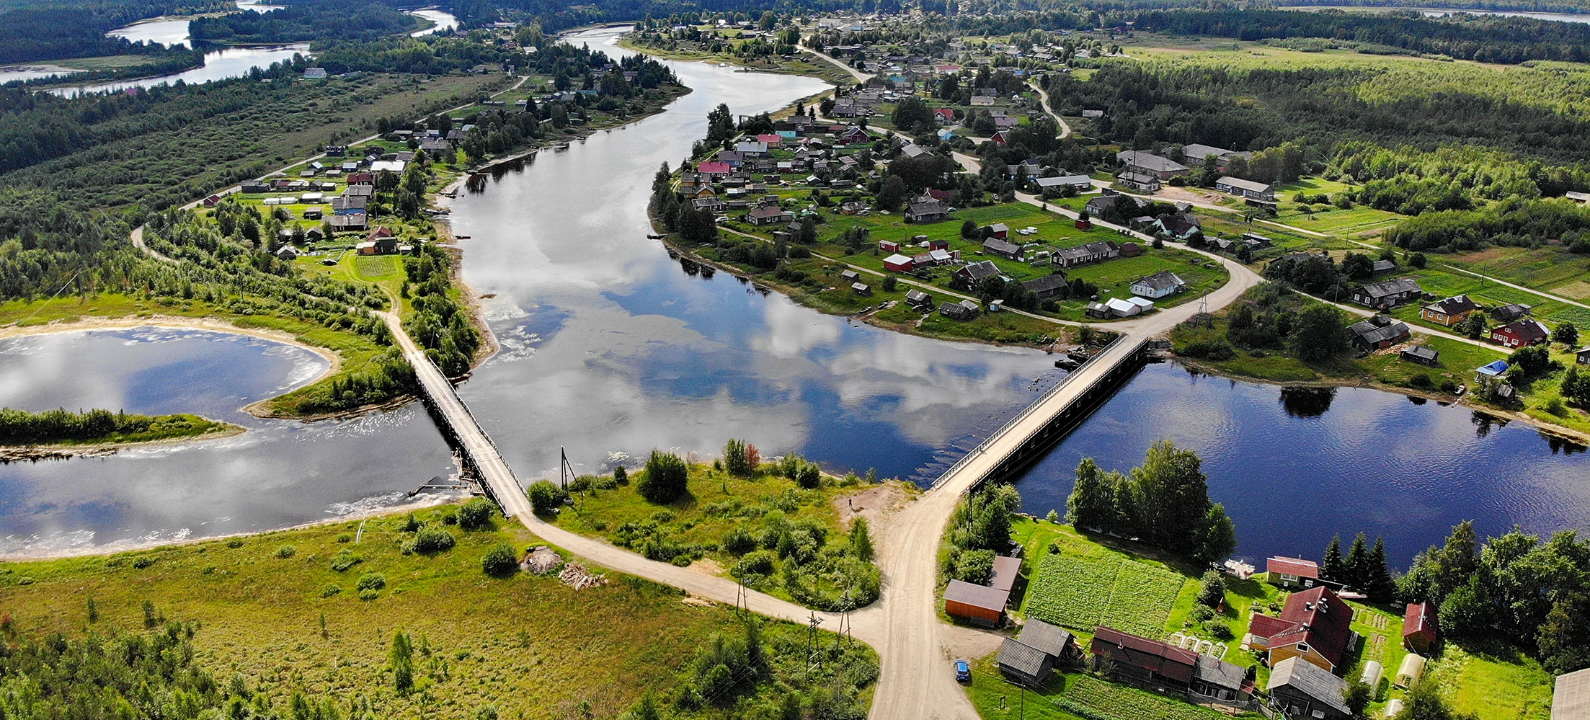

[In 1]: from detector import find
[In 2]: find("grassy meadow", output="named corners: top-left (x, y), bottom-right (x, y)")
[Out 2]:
top-left (0, 503), bottom-right (874, 720)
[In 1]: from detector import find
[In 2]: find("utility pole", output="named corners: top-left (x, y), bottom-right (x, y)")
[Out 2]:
top-left (559, 446), bottom-right (575, 489)
top-left (806, 611), bottom-right (824, 670)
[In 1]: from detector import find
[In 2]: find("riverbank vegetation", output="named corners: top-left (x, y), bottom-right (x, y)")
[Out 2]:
top-left (0, 502), bottom-right (873, 719)
top-left (190, 0), bottom-right (422, 44)
top-left (1063, 440), bottom-right (1237, 565)
top-left (0, 406), bottom-right (232, 446)
top-left (0, 0), bottom-right (227, 65)
top-left (549, 441), bottom-right (885, 612)
top-left (623, 16), bottom-right (859, 86)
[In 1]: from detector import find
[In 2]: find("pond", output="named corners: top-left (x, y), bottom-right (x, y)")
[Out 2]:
top-left (1009, 361), bottom-right (1590, 566)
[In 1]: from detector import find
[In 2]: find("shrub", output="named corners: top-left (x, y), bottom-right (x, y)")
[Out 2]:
top-left (639, 450), bottom-right (690, 504)
top-left (1410, 373), bottom-right (1434, 388)
top-left (275, 545), bottom-right (296, 559)
top-left (527, 480), bottom-right (569, 514)
top-left (132, 556), bottom-right (156, 569)
top-left (410, 525), bottom-right (456, 553)
top-left (732, 550), bottom-right (776, 579)
top-left (227, 538), bottom-right (245, 549)
top-left (357, 573), bottom-right (386, 592)
top-left (438, 509), bottom-right (458, 525)
top-left (400, 514), bottom-right (420, 532)
top-left (336, 533), bottom-right (352, 543)
top-left (1197, 569), bottom-right (1226, 608)
top-left (796, 462), bottom-right (822, 489)
top-left (359, 589), bottom-right (380, 601)
top-left (331, 550), bottom-right (361, 572)
top-left (614, 466), bottom-right (628, 485)
top-left (722, 526), bottom-right (757, 555)
top-left (482, 543), bottom-right (519, 576)
top-left (1202, 619), bottom-right (1234, 640)
top-left (320, 584), bottom-right (342, 598)
top-left (458, 497), bottom-right (494, 529)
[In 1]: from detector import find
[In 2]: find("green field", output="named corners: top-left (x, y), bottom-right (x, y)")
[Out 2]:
top-left (966, 660), bottom-right (1239, 720)
top-left (550, 459), bottom-right (884, 611)
top-left (1018, 522), bottom-right (1187, 640)
top-left (0, 504), bottom-right (874, 720)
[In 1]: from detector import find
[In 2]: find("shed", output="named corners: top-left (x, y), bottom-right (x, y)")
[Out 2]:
top-left (1360, 660), bottom-right (1383, 688)
top-left (1017, 619), bottom-right (1075, 664)
top-left (1403, 602), bottom-right (1438, 654)
top-left (943, 579), bottom-right (1008, 627)
top-left (852, 282), bottom-right (872, 296)
top-left (883, 253), bottom-right (915, 273)
top-left (1400, 345), bottom-right (1440, 366)
top-left (997, 638), bottom-right (1053, 687)
top-left (905, 288), bottom-right (933, 309)
top-left (988, 556), bottom-right (1022, 593)
top-left (840, 269), bottom-right (860, 282)
top-left (1395, 653), bottom-right (1426, 688)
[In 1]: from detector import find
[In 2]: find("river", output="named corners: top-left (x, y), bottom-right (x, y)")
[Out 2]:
top-left (1011, 362), bottom-right (1590, 566)
top-left (1, 27), bottom-right (1585, 565)
top-left (29, 5), bottom-right (456, 95)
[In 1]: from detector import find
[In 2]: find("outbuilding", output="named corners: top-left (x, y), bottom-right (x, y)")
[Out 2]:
top-left (1403, 602), bottom-right (1438, 653)
top-left (1396, 653), bottom-right (1427, 688)
top-left (883, 254), bottom-right (915, 273)
top-left (943, 579), bottom-right (1008, 627)
top-left (997, 638), bottom-right (1053, 687)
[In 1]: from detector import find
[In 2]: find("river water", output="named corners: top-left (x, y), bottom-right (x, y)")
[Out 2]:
top-left (1281, 5), bottom-right (1590, 23)
top-left (1, 27), bottom-right (1585, 565)
top-left (29, 5), bottom-right (456, 94)
top-left (1011, 362), bottom-right (1590, 566)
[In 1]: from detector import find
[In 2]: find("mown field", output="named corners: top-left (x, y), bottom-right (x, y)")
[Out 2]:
top-left (0, 503), bottom-right (869, 720)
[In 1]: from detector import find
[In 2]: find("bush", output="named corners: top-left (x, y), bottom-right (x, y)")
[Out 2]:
top-left (722, 526), bottom-right (757, 555)
top-left (274, 545), bottom-right (296, 559)
top-left (320, 584), bottom-right (342, 598)
top-left (458, 497), bottom-right (494, 529)
top-left (639, 450), bottom-right (690, 504)
top-left (331, 550), bottom-right (361, 572)
top-left (1202, 619), bottom-right (1234, 640)
top-left (359, 589), bottom-right (380, 601)
top-left (226, 538), bottom-right (245, 549)
top-left (357, 573), bottom-right (386, 592)
top-left (528, 480), bottom-right (569, 514)
top-left (732, 550), bottom-right (776, 579)
top-left (1197, 569), bottom-right (1225, 608)
top-left (482, 543), bottom-right (519, 576)
top-left (410, 525), bottom-right (456, 553)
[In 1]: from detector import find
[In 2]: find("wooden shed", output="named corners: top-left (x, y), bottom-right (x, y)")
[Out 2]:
top-left (943, 580), bottom-right (1009, 627)
top-left (1403, 602), bottom-right (1438, 654)
top-left (997, 638), bottom-right (1053, 687)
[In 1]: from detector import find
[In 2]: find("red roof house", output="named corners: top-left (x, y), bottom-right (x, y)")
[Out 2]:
top-left (933, 107), bottom-right (955, 123)
top-left (1265, 556), bottom-right (1321, 589)
top-left (1246, 586), bottom-right (1355, 673)
top-left (991, 130), bottom-right (1011, 147)
top-left (1491, 319), bottom-right (1550, 348)
top-left (756, 133), bottom-right (782, 147)
top-left (696, 161), bottom-right (732, 176)
top-left (1403, 602), bottom-right (1438, 654)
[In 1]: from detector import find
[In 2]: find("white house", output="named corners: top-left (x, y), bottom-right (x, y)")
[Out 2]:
top-left (1130, 271), bottom-right (1187, 299)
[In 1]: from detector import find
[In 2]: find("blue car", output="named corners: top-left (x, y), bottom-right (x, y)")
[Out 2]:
top-left (954, 659), bottom-right (971, 683)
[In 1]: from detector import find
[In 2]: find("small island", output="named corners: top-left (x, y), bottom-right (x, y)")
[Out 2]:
top-left (0, 407), bottom-right (238, 455)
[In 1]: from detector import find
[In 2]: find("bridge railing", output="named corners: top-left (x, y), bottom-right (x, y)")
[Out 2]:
top-left (930, 336), bottom-right (1147, 491)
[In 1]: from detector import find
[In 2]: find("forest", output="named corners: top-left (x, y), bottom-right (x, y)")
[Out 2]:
top-left (0, 406), bottom-right (222, 445)
top-left (189, 0), bottom-right (424, 44)
top-left (0, 0), bottom-right (227, 64)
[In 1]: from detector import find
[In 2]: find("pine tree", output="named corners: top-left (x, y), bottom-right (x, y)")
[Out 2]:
top-left (849, 518), bottom-right (875, 561)
top-left (1344, 533), bottom-right (1370, 590)
top-left (1367, 537), bottom-right (1397, 602)
top-left (390, 630), bottom-right (414, 692)
top-left (1322, 534), bottom-right (1344, 583)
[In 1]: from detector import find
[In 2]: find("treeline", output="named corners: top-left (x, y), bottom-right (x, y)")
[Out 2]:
top-left (190, 0), bottom-right (424, 44)
top-left (311, 35), bottom-right (517, 74)
top-left (1064, 440), bottom-right (1237, 565)
top-left (403, 244), bottom-right (480, 377)
top-left (0, 407), bottom-right (220, 445)
top-left (1047, 62), bottom-right (1590, 165)
top-left (1386, 196), bottom-right (1590, 253)
top-left (1400, 521), bottom-right (1590, 673)
top-left (1127, 8), bottom-right (1590, 65)
top-left (0, 0), bottom-right (227, 65)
